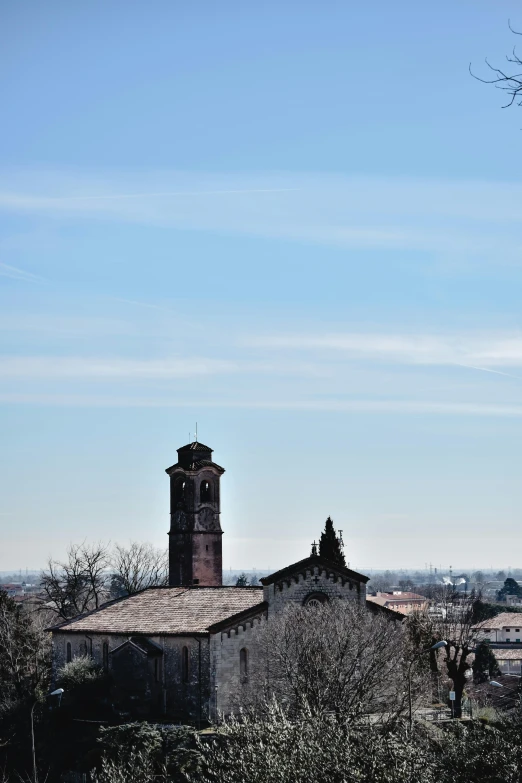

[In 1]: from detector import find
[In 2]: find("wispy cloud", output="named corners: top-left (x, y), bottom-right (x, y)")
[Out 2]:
top-left (247, 331), bottom-right (522, 369)
top-left (1, 169), bottom-right (522, 262)
top-left (0, 262), bottom-right (42, 283)
top-left (16, 187), bottom-right (299, 202)
top-left (456, 364), bottom-right (521, 380)
top-left (1, 392), bottom-right (522, 417)
top-left (0, 355), bottom-right (324, 380)
top-left (0, 356), bottom-right (240, 379)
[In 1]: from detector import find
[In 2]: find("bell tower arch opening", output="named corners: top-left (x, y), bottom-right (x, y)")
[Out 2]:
top-left (166, 441), bottom-right (225, 587)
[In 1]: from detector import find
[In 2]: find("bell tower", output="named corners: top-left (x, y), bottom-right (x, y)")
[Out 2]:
top-left (166, 441), bottom-right (225, 587)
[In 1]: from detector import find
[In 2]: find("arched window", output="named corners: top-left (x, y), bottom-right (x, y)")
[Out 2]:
top-left (175, 477), bottom-right (186, 504)
top-left (102, 642), bottom-right (109, 670)
top-left (66, 642), bottom-right (72, 663)
top-left (200, 480), bottom-right (211, 502)
top-left (182, 646), bottom-right (189, 683)
top-left (240, 648), bottom-right (248, 682)
top-left (303, 592), bottom-right (329, 608)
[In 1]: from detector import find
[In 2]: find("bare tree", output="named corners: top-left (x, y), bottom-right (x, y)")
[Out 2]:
top-left (0, 590), bottom-right (50, 710)
top-left (406, 586), bottom-right (480, 718)
top-left (245, 600), bottom-right (411, 722)
top-left (110, 542), bottom-right (168, 596)
top-left (41, 542), bottom-right (110, 621)
top-left (471, 21), bottom-right (522, 107)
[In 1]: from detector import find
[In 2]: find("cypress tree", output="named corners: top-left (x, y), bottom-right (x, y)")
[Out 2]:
top-left (319, 517), bottom-right (346, 566)
top-left (472, 642), bottom-right (500, 683)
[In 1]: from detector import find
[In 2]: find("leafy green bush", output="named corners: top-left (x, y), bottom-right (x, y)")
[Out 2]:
top-left (56, 655), bottom-right (105, 690)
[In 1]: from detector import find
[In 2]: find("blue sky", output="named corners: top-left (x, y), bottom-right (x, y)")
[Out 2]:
top-left (1, 0), bottom-right (522, 572)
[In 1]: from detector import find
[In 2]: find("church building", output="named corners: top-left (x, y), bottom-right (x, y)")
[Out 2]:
top-left (49, 441), bottom-right (370, 724)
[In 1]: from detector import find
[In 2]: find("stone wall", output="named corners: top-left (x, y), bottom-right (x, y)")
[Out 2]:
top-left (210, 615), bottom-right (266, 720)
top-left (51, 631), bottom-right (212, 724)
top-left (263, 565), bottom-right (363, 616)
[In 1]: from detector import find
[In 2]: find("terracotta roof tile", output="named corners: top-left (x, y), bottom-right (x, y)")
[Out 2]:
top-left (494, 648), bottom-right (522, 660)
top-left (474, 613), bottom-right (522, 631)
top-left (49, 587), bottom-right (263, 636)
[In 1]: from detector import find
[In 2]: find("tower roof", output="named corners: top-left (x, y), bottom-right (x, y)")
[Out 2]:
top-left (166, 441), bottom-right (224, 474)
top-left (177, 441), bottom-right (213, 453)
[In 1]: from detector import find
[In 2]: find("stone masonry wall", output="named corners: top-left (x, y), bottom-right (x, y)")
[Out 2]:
top-left (52, 632), bottom-right (212, 724)
top-left (210, 615), bottom-right (266, 720)
top-left (264, 565), bottom-right (363, 616)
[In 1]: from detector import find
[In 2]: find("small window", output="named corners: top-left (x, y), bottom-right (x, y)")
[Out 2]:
top-left (240, 647), bottom-right (248, 682)
top-left (175, 477), bottom-right (186, 503)
top-left (66, 642), bottom-right (72, 663)
top-left (193, 578), bottom-right (200, 585)
top-left (200, 481), bottom-right (211, 502)
top-left (506, 629), bottom-right (511, 632)
top-left (506, 638), bottom-right (511, 642)
top-left (182, 646), bottom-right (189, 683)
top-left (103, 642), bottom-right (109, 670)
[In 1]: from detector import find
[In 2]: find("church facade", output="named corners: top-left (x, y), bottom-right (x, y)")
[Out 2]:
top-left (49, 441), bottom-right (369, 724)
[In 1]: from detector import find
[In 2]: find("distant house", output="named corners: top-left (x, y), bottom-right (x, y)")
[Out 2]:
top-left (366, 591), bottom-right (428, 615)
top-left (473, 613), bottom-right (522, 644)
top-left (0, 583), bottom-right (25, 598)
top-left (494, 648), bottom-right (522, 675)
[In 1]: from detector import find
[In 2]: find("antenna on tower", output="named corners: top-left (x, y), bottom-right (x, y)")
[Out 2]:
top-left (195, 422), bottom-right (198, 442)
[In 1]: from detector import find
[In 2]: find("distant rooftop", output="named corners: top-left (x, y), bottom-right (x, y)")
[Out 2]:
top-left (474, 613), bottom-right (522, 631)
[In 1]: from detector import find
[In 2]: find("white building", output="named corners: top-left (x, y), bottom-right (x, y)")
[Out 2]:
top-left (473, 613), bottom-right (522, 644)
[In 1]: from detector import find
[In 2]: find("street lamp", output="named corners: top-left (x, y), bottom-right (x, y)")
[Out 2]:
top-left (31, 688), bottom-right (65, 783)
top-left (408, 640), bottom-right (448, 732)
top-left (489, 678), bottom-right (522, 712)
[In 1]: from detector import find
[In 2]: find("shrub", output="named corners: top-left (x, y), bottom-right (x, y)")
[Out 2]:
top-left (56, 655), bottom-right (105, 690)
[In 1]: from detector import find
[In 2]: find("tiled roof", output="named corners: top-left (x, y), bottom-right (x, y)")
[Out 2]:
top-left (474, 613), bottom-right (522, 631)
top-left (366, 596), bottom-right (408, 614)
top-left (372, 592), bottom-right (427, 602)
top-left (178, 441), bottom-right (212, 452)
top-left (165, 460), bottom-right (225, 474)
top-left (494, 648), bottom-right (522, 661)
top-left (49, 587), bottom-right (263, 636)
top-left (260, 555), bottom-right (369, 586)
top-left (366, 599), bottom-right (405, 620)
top-left (165, 459), bottom-right (225, 473)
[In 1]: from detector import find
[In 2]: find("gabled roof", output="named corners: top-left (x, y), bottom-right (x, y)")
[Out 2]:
top-left (366, 599), bottom-right (405, 620)
top-left (207, 601), bottom-right (268, 633)
top-left (260, 555), bottom-right (369, 586)
top-left (373, 592), bottom-right (427, 601)
top-left (48, 586), bottom-right (263, 636)
top-left (473, 612), bottom-right (522, 631)
top-left (110, 636), bottom-right (163, 657)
